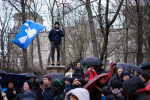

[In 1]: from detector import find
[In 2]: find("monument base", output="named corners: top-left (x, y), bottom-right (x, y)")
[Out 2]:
top-left (46, 65), bottom-right (66, 74)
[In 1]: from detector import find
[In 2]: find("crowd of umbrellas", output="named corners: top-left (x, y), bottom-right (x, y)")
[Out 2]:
top-left (0, 57), bottom-right (150, 92)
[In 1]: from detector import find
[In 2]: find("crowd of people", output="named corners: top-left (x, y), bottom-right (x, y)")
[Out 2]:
top-left (0, 62), bottom-right (150, 100)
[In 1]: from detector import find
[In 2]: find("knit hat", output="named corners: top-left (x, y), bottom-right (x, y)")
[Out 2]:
top-left (140, 72), bottom-right (149, 82)
top-left (55, 22), bottom-right (60, 26)
top-left (25, 80), bottom-right (33, 89)
top-left (44, 74), bottom-right (52, 81)
top-left (111, 80), bottom-right (122, 89)
top-left (85, 73), bottom-right (89, 78)
top-left (69, 77), bottom-right (76, 84)
top-left (121, 70), bottom-right (130, 78)
top-left (67, 66), bottom-right (72, 72)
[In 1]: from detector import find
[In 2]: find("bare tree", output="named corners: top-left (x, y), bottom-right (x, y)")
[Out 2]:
top-left (135, 0), bottom-right (143, 65)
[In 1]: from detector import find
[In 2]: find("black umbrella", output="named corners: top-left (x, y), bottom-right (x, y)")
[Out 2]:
top-left (80, 57), bottom-right (102, 69)
top-left (0, 69), bottom-right (8, 76)
top-left (116, 63), bottom-right (142, 72)
top-left (38, 73), bottom-right (65, 82)
top-left (138, 62), bottom-right (150, 70)
top-left (0, 73), bottom-right (27, 89)
top-left (19, 73), bottom-right (38, 78)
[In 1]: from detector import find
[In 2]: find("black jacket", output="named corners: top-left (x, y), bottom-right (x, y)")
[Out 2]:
top-left (108, 75), bottom-right (121, 87)
top-left (123, 76), bottom-right (145, 100)
top-left (5, 88), bottom-right (16, 100)
top-left (35, 89), bottom-right (43, 100)
top-left (15, 90), bottom-right (36, 100)
top-left (43, 86), bottom-right (53, 100)
top-left (78, 78), bottom-right (88, 87)
top-left (48, 27), bottom-right (64, 44)
top-left (51, 79), bottom-right (65, 100)
top-left (102, 86), bottom-right (125, 100)
top-left (72, 66), bottom-right (84, 79)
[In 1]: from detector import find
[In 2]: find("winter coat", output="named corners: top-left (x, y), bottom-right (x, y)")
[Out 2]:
top-left (108, 62), bottom-right (116, 77)
top-left (64, 88), bottom-right (90, 100)
top-left (102, 86), bottom-right (125, 100)
top-left (15, 90), bottom-right (36, 100)
top-left (51, 79), bottom-right (65, 100)
top-left (85, 70), bottom-right (97, 80)
top-left (123, 76), bottom-right (145, 100)
top-left (5, 88), bottom-right (16, 100)
top-left (108, 75), bottom-right (121, 87)
top-left (43, 85), bottom-right (53, 100)
top-left (35, 89), bottom-right (43, 100)
top-left (78, 78), bottom-right (88, 87)
top-left (65, 83), bottom-right (71, 92)
top-left (72, 67), bottom-right (84, 79)
top-left (48, 27), bottom-right (64, 44)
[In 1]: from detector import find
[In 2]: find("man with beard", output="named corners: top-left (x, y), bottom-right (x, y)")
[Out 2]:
top-left (43, 74), bottom-right (53, 100)
top-left (108, 67), bottom-right (123, 87)
top-left (67, 77), bottom-right (81, 91)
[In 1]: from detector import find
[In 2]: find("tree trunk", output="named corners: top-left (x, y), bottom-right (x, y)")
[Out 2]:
top-left (135, 0), bottom-right (143, 65)
top-left (36, 34), bottom-right (43, 69)
top-left (21, 0), bottom-right (28, 72)
top-left (86, 0), bottom-right (99, 57)
top-left (124, 0), bottom-right (128, 63)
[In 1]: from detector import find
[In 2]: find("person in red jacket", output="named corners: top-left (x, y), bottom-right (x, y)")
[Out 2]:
top-left (85, 67), bottom-right (97, 80)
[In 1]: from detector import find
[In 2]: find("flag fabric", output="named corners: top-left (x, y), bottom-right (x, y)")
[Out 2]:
top-left (12, 20), bottom-right (46, 50)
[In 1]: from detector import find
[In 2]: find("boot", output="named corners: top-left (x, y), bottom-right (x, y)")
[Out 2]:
top-left (52, 60), bottom-right (55, 66)
top-left (57, 61), bottom-right (60, 66)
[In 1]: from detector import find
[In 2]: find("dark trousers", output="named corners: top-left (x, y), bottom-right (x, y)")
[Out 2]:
top-left (51, 43), bottom-right (61, 62)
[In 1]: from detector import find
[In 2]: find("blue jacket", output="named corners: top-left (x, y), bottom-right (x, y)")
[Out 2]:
top-left (48, 27), bottom-right (64, 44)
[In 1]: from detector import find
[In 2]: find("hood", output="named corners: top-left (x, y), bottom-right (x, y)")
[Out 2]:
top-left (65, 88), bottom-right (90, 100)
top-left (102, 86), bottom-right (112, 95)
top-left (110, 62), bottom-right (116, 71)
top-left (51, 79), bottom-right (65, 95)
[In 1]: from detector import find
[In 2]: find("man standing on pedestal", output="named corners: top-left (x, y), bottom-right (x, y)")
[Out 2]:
top-left (48, 22), bottom-right (64, 66)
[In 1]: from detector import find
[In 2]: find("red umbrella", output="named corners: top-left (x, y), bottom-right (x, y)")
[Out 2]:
top-left (84, 73), bottom-right (110, 92)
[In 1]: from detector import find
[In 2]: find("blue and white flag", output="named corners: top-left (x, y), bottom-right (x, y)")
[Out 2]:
top-left (12, 20), bottom-right (46, 49)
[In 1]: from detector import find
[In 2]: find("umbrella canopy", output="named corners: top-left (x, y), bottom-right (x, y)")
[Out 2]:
top-left (138, 62), bottom-right (150, 70)
top-left (0, 69), bottom-right (8, 76)
top-left (0, 73), bottom-right (27, 89)
top-left (38, 73), bottom-right (65, 82)
top-left (20, 73), bottom-right (38, 78)
top-left (80, 57), bottom-right (102, 69)
top-left (116, 63), bottom-right (142, 72)
top-left (84, 73), bottom-right (110, 92)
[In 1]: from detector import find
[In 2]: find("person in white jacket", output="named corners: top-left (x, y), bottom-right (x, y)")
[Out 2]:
top-left (64, 88), bottom-right (90, 100)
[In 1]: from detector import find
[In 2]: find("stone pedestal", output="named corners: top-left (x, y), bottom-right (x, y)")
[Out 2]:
top-left (46, 65), bottom-right (66, 74)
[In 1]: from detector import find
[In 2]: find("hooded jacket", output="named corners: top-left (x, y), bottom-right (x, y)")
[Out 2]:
top-left (108, 62), bottom-right (116, 77)
top-left (51, 79), bottom-right (65, 100)
top-left (85, 70), bottom-right (97, 80)
top-left (64, 88), bottom-right (90, 100)
top-left (48, 27), bottom-right (64, 44)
